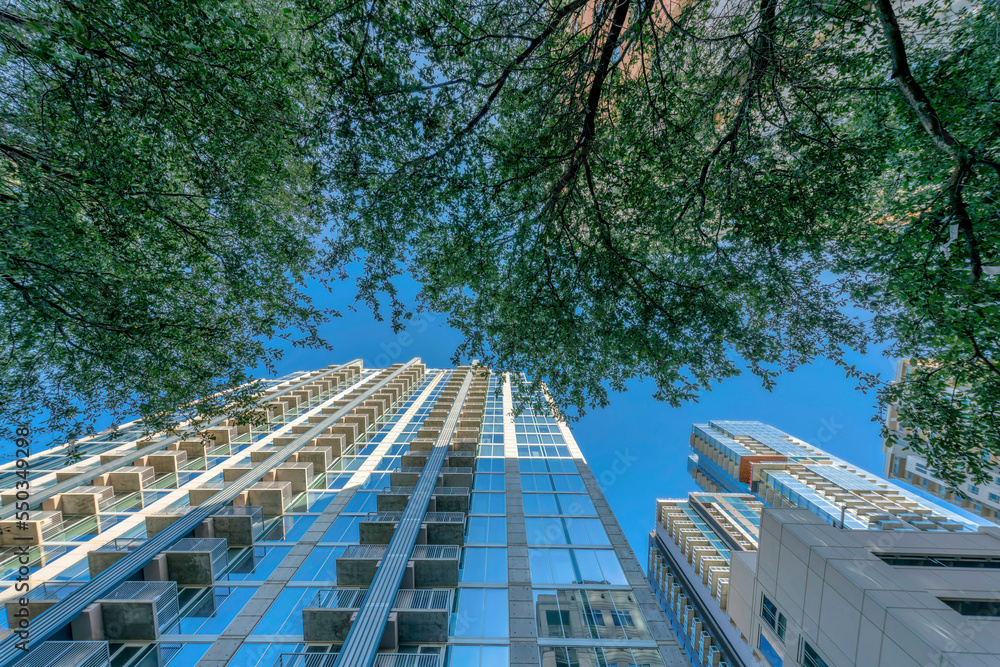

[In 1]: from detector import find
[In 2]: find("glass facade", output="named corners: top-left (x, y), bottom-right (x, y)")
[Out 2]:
top-left (0, 360), bottom-right (683, 667)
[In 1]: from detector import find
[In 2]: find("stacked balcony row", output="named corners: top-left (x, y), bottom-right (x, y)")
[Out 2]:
top-left (301, 369), bottom-right (489, 651)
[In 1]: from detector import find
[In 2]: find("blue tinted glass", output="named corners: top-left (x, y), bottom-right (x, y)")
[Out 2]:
top-left (758, 631), bottom-right (784, 667)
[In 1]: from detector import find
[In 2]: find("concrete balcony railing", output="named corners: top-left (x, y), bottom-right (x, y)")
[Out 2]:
top-left (336, 544), bottom-right (459, 588)
top-left (97, 580), bottom-right (180, 641)
top-left (88, 538), bottom-right (148, 577)
top-left (359, 512), bottom-right (465, 546)
top-left (302, 588), bottom-right (451, 644)
top-left (144, 507), bottom-right (190, 538)
top-left (402, 450), bottom-right (476, 472)
top-left (211, 505), bottom-right (265, 546)
top-left (4, 582), bottom-right (83, 626)
top-left (162, 538), bottom-right (229, 586)
top-left (375, 487), bottom-right (469, 513)
top-left (0, 510), bottom-right (62, 546)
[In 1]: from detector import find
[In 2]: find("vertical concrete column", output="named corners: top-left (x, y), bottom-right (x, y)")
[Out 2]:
top-left (334, 368), bottom-right (474, 666)
top-left (556, 418), bottom-right (689, 667)
top-left (196, 365), bottom-right (436, 667)
top-left (503, 377), bottom-right (538, 666)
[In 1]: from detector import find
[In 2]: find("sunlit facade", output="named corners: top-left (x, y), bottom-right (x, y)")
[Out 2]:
top-left (649, 420), bottom-right (994, 667)
top-left (0, 360), bottom-right (685, 667)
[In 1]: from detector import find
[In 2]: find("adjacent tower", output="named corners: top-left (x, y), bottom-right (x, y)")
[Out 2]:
top-left (0, 360), bottom-right (686, 667)
top-left (649, 420), bottom-right (996, 667)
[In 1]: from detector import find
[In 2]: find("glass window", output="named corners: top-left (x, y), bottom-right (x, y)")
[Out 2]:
top-left (534, 590), bottom-right (650, 639)
top-left (466, 517), bottom-right (507, 544)
top-left (940, 598), bottom-right (1000, 616)
top-left (224, 546), bottom-right (293, 581)
top-left (476, 459), bottom-right (504, 473)
top-left (523, 494), bottom-right (596, 516)
top-left (473, 474), bottom-right (505, 491)
top-left (802, 642), bottom-right (830, 667)
top-left (322, 516), bottom-right (362, 543)
top-left (526, 518), bottom-right (609, 545)
top-left (539, 647), bottom-right (664, 667)
top-left (761, 594), bottom-right (787, 640)
top-left (451, 588), bottom-right (508, 637)
top-left (528, 549), bottom-right (626, 585)
top-left (262, 515), bottom-right (316, 542)
top-left (445, 646), bottom-right (509, 667)
top-left (460, 547), bottom-right (508, 583)
top-left (470, 493), bottom-right (506, 514)
top-left (292, 546), bottom-right (345, 581)
top-left (758, 631), bottom-right (783, 667)
top-left (251, 588), bottom-right (322, 636)
top-left (342, 492), bottom-right (378, 513)
top-left (166, 587), bottom-right (256, 635)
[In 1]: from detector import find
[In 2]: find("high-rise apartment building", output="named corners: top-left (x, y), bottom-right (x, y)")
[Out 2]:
top-left (0, 360), bottom-right (686, 667)
top-left (648, 421), bottom-right (995, 667)
top-left (883, 359), bottom-right (1000, 524)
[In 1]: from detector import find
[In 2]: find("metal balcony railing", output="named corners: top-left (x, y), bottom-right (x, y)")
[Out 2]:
top-left (361, 511), bottom-right (465, 523)
top-left (380, 486), bottom-right (468, 496)
top-left (339, 544), bottom-right (458, 561)
top-left (422, 512), bottom-right (465, 523)
top-left (312, 588), bottom-right (368, 609)
top-left (393, 589), bottom-right (451, 611)
top-left (152, 507), bottom-right (190, 517)
top-left (411, 545), bottom-right (459, 559)
top-left (12, 641), bottom-right (110, 667)
top-left (94, 538), bottom-right (147, 553)
top-left (340, 544), bottom-right (387, 559)
top-left (277, 653), bottom-right (439, 667)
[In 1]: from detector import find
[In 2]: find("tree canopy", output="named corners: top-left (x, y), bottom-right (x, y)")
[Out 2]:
top-left (1, 0), bottom-right (331, 447)
top-left (319, 0), bottom-right (999, 483)
top-left (2, 0), bottom-right (997, 485)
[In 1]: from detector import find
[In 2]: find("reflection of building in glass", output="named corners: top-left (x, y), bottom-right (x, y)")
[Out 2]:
top-left (650, 420), bottom-right (998, 667)
top-left (883, 359), bottom-right (1000, 525)
top-left (0, 360), bottom-right (686, 667)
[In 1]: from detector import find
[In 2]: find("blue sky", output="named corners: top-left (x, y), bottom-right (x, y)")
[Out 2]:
top-left (265, 275), bottom-right (899, 559)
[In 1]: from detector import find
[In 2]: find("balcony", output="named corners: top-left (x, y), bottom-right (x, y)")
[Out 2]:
top-left (189, 482), bottom-right (226, 506)
top-left (144, 450), bottom-right (188, 475)
top-left (88, 538), bottom-right (147, 577)
top-left (389, 467), bottom-right (473, 488)
top-left (400, 450), bottom-right (474, 469)
top-left (375, 487), bottom-right (469, 513)
top-left (56, 486), bottom-right (115, 516)
top-left (162, 538), bottom-right (228, 585)
top-left (336, 544), bottom-right (459, 588)
top-left (359, 512), bottom-right (465, 546)
top-left (0, 510), bottom-right (62, 545)
top-left (104, 466), bottom-right (156, 493)
top-left (97, 581), bottom-right (180, 640)
top-left (302, 588), bottom-right (451, 644)
top-left (277, 653), bottom-right (439, 667)
top-left (247, 481), bottom-right (293, 516)
top-left (275, 461), bottom-right (321, 493)
top-left (11, 641), bottom-right (110, 667)
top-left (212, 505), bottom-right (265, 546)
top-left (5, 582), bottom-right (83, 625)
top-left (144, 507), bottom-right (190, 538)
